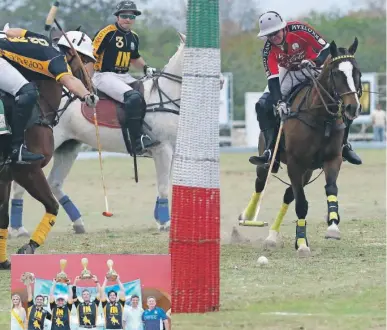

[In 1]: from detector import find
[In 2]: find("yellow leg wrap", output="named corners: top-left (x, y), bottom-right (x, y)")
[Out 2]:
top-left (270, 203), bottom-right (289, 232)
top-left (31, 213), bottom-right (56, 246)
top-left (327, 195), bottom-right (338, 202)
top-left (244, 192), bottom-right (261, 219)
top-left (0, 229), bottom-right (8, 263)
top-left (297, 219), bottom-right (306, 227)
top-left (297, 238), bottom-right (307, 246)
top-left (296, 219), bottom-right (307, 247)
top-left (329, 212), bottom-right (338, 221)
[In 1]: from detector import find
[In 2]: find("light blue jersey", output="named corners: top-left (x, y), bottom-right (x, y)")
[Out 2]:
top-left (141, 307), bottom-right (167, 330)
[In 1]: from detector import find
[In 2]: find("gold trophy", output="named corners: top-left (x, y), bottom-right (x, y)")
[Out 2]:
top-left (80, 258), bottom-right (92, 280)
top-left (106, 259), bottom-right (118, 281)
top-left (20, 272), bottom-right (35, 285)
top-left (56, 259), bottom-right (69, 283)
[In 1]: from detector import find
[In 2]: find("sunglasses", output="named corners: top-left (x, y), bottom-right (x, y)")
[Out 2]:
top-left (119, 14), bottom-right (136, 20)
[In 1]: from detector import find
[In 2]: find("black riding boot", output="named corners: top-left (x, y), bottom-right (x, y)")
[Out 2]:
top-left (10, 84), bottom-right (44, 164)
top-left (123, 90), bottom-right (160, 156)
top-left (342, 120), bottom-right (362, 165)
top-left (249, 128), bottom-right (276, 165)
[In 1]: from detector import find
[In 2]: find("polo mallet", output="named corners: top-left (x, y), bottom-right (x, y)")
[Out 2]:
top-left (239, 120), bottom-right (284, 226)
top-left (45, 2), bottom-right (113, 217)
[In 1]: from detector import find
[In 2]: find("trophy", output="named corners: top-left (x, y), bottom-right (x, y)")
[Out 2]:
top-left (56, 259), bottom-right (69, 283)
top-left (80, 258), bottom-right (92, 280)
top-left (106, 259), bottom-right (118, 281)
top-left (20, 272), bottom-right (35, 285)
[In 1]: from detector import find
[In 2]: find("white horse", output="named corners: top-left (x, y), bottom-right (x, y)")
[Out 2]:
top-left (9, 32), bottom-right (191, 237)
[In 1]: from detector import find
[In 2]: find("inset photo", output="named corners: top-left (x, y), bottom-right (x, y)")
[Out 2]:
top-left (11, 254), bottom-right (171, 330)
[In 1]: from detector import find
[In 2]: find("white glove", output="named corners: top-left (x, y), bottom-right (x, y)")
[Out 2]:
top-left (83, 94), bottom-right (99, 108)
top-left (3, 23), bottom-right (9, 32)
top-left (276, 101), bottom-right (289, 118)
top-left (299, 59), bottom-right (316, 70)
top-left (144, 66), bottom-right (157, 78)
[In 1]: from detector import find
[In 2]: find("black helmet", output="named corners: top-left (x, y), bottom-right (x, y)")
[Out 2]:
top-left (113, 1), bottom-right (141, 16)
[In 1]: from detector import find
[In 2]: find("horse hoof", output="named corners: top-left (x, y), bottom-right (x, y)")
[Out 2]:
top-left (158, 221), bottom-right (170, 232)
top-left (0, 260), bottom-right (11, 270)
top-left (73, 224), bottom-right (86, 234)
top-left (297, 244), bottom-right (311, 258)
top-left (263, 230), bottom-right (279, 250)
top-left (325, 223), bottom-right (341, 240)
top-left (8, 227), bottom-right (30, 239)
top-left (263, 238), bottom-right (277, 250)
top-left (17, 243), bottom-right (36, 255)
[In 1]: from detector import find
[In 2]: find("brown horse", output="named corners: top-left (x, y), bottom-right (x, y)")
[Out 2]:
top-left (239, 38), bottom-right (362, 257)
top-left (0, 57), bottom-right (90, 269)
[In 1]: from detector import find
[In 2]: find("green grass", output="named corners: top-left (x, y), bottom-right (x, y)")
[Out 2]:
top-left (3, 149), bottom-right (386, 329)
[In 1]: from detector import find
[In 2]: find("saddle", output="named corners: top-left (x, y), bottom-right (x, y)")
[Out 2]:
top-left (80, 80), bottom-right (145, 129)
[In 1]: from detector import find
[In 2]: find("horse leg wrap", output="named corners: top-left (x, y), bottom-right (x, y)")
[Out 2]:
top-left (271, 203), bottom-right (289, 232)
top-left (31, 213), bottom-right (56, 246)
top-left (59, 195), bottom-right (81, 222)
top-left (295, 219), bottom-right (308, 249)
top-left (10, 199), bottom-right (23, 228)
top-left (0, 229), bottom-right (8, 262)
top-left (244, 192), bottom-right (261, 219)
top-left (327, 195), bottom-right (340, 225)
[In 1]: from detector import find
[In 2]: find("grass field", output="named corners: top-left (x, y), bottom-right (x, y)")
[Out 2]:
top-left (2, 149), bottom-right (386, 329)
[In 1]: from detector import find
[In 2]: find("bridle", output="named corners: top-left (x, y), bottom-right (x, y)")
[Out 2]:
top-left (302, 54), bottom-right (362, 118)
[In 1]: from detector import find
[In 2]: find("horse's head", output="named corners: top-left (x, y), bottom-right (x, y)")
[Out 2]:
top-left (325, 38), bottom-right (362, 120)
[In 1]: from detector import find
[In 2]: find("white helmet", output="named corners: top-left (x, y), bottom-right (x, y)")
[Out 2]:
top-left (57, 31), bottom-right (96, 62)
top-left (257, 11), bottom-right (287, 37)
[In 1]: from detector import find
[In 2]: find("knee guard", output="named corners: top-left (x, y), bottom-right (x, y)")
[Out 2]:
top-left (123, 90), bottom-right (146, 121)
top-left (15, 82), bottom-right (39, 111)
top-left (123, 90), bottom-right (146, 139)
top-left (255, 92), bottom-right (276, 131)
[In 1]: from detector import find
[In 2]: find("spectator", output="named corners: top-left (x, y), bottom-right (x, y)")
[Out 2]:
top-left (371, 104), bottom-right (386, 141)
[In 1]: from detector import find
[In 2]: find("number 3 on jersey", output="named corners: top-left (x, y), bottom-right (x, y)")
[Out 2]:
top-left (115, 51), bottom-right (131, 68)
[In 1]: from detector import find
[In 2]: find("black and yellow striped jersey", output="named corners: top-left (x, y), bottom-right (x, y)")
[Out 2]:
top-left (0, 29), bottom-right (72, 81)
top-left (92, 23), bottom-right (141, 73)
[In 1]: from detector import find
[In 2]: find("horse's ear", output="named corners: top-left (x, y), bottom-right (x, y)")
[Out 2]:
top-left (348, 37), bottom-right (358, 55)
top-left (178, 32), bottom-right (186, 43)
top-left (75, 26), bottom-right (82, 31)
top-left (329, 40), bottom-right (338, 58)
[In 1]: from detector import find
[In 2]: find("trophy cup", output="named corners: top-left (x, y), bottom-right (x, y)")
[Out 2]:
top-left (80, 258), bottom-right (92, 280)
top-left (106, 259), bottom-right (118, 281)
top-left (20, 272), bottom-right (35, 285)
top-left (56, 259), bottom-right (69, 283)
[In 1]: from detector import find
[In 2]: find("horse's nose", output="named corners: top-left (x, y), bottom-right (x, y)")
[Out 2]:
top-left (344, 104), bottom-right (360, 119)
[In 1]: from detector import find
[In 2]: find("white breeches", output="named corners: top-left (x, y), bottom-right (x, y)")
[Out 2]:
top-left (92, 71), bottom-right (137, 103)
top-left (0, 57), bottom-right (28, 96)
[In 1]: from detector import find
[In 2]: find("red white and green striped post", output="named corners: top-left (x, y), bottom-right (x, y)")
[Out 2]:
top-left (169, 0), bottom-right (221, 314)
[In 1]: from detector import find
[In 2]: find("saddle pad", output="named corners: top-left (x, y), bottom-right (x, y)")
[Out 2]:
top-left (81, 99), bottom-right (121, 129)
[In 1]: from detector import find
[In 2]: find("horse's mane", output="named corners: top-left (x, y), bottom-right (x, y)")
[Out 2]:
top-left (149, 42), bottom-right (185, 94)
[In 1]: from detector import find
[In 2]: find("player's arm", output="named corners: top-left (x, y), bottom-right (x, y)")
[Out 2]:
top-left (49, 278), bottom-right (57, 303)
top-left (100, 277), bottom-right (108, 305)
top-left (26, 281), bottom-right (33, 301)
top-left (66, 281), bottom-right (73, 304)
top-left (160, 309), bottom-right (170, 330)
top-left (116, 276), bottom-right (126, 302)
top-left (92, 26), bottom-right (115, 57)
top-left (263, 44), bottom-right (282, 104)
top-left (72, 276), bottom-right (79, 307)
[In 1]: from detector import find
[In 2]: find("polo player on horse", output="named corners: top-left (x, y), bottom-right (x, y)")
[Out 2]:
top-left (92, 0), bottom-right (160, 156)
top-left (249, 11), bottom-right (362, 169)
top-left (0, 26), bottom-right (99, 164)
